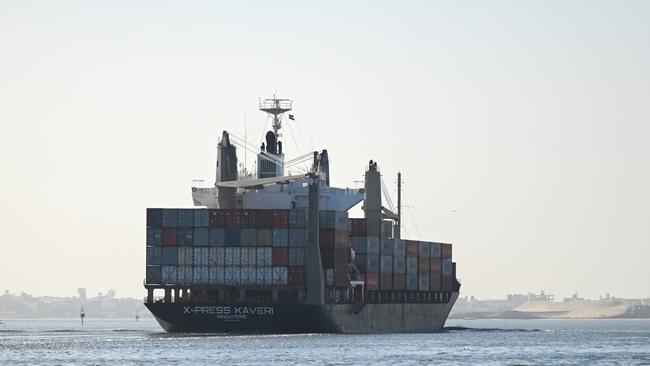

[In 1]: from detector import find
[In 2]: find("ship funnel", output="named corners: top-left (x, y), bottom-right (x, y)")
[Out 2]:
top-left (320, 150), bottom-right (330, 187)
top-left (216, 131), bottom-right (237, 208)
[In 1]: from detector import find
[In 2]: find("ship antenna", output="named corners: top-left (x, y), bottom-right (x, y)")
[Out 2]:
top-left (259, 94), bottom-right (293, 145)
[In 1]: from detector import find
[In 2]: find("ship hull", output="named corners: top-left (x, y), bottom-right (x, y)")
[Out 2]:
top-left (145, 292), bottom-right (458, 333)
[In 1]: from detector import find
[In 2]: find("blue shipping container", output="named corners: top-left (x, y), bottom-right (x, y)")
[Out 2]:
top-left (146, 265), bottom-right (161, 284)
top-left (146, 227), bottom-right (162, 245)
top-left (194, 209), bottom-right (209, 227)
top-left (177, 209), bottom-right (194, 227)
top-left (146, 246), bottom-right (161, 265)
top-left (430, 242), bottom-right (441, 258)
top-left (193, 228), bottom-right (209, 246)
top-left (224, 228), bottom-right (241, 247)
top-left (289, 228), bottom-right (306, 247)
top-left (272, 228), bottom-right (288, 247)
top-left (419, 242), bottom-right (430, 258)
top-left (162, 247), bottom-right (178, 265)
top-left (393, 239), bottom-right (405, 256)
top-left (366, 254), bottom-right (380, 272)
top-left (381, 239), bottom-right (394, 254)
top-left (147, 208), bottom-right (163, 227)
top-left (240, 228), bottom-right (257, 245)
top-left (209, 228), bottom-right (225, 246)
top-left (162, 209), bottom-right (178, 227)
top-left (406, 273), bottom-right (419, 291)
top-left (289, 209), bottom-right (307, 227)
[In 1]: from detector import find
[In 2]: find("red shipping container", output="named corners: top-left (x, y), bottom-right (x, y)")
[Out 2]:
top-left (320, 248), bottom-right (335, 268)
top-left (209, 210), bottom-right (225, 227)
top-left (393, 273), bottom-right (406, 291)
top-left (162, 228), bottom-right (176, 246)
top-left (319, 229), bottom-right (336, 248)
top-left (348, 218), bottom-right (367, 236)
top-left (406, 240), bottom-right (419, 257)
top-left (256, 210), bottom-right (273, 228)
top-left (430, 259), bottom-right (441, 275)
top-left (223, 209), bottom-right (242, 227)
top-left (365, 272), bottom-right (379, 291)
top-left (272, 247), bottom-right (288, 266)
top-left (430, 273), bottom-right (442, 291)
top-left (380, 273), bottom-right (393, 291)
top-left (334, 267), bottom-right (348, 286)
top-left (288, 266), bottom-right (305, 286)
top-left (441, 243), bottom-right (452, 259)
top-left (272, 210), bottom-right (289, 228)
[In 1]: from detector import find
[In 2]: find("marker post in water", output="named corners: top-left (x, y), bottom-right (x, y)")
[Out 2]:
top-left (80, 306), bottom-right (85, 326)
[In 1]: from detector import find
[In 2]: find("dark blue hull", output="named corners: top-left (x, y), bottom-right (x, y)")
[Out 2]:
top-left (145, 293), bottom-right (458, 333)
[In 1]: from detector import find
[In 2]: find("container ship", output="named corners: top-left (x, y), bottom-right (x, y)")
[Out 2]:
top-left (144, 97), bottom-right (460, 333)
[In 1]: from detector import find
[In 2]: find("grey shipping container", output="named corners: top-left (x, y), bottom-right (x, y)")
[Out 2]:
top-left (147, 227), bottom-right (162, 245)
top-left (419, 242), bottom-right (430, 258)
top-left (193, 266), bottom-right (209, 284)
top-left (224, 228), bottom-right (240, 247)
top-left (272, 228), bottom-right (288, 246)
top-left (178, 247), bottom-right (193, 265)
top-left (289, 209), bottom-right (307, 227)
top-left (406, 273), bottom-right (418, 291)
top-left (381, 220), bottom-right (393, 238)
top-left (161, 265), bottom-right (178, 283)
top-left (418, 275), bottom-right (430, 291)
top-left (193, 247), bottom-right (208, 265)
top-left (256, 228), bottom-right (273, 246)
top-left (366, 254), bottom-right (380, 273)
top-left (256, 247), bottom-right (272, 266)
top-left (225, 247), bottom-right (241, 265)
top-left (393, 255), bottom-right (406, 274)
top-left (350, 236), bottom-right (379, 254)
top-left (288, 248), bottom-right (305, 266)
top-left (177, 209), bottom-right (194, 227)
top-left (146, 265), bottom-right (161, 284)
top-left (393, 239), bottom-right (405, 256)
top-left (162, 209), bottom-right (178, 227)
top-left (208, 266), bottom-right (224, 284)
top-left (162, 247), bottom-right (178, 265)
top-left (147, 208), bottom-right (163, 227)
top-left (177, 228), bottom-right (193, 246)
top-left (146, 246), bottom-right (161, 265)
top-left (430, 242), bottom-right (441, 258)
top-left (240, 247), bottom-right (257, 266)
top-left (380, 239), bottom-right (394, 255)
top-left (178, 266), bottom-right (193, 284)
top-left (380, 255), bottom-right (393, 273)
top-left (442, 259), bottom-right (453, 276)
top-left (288, 228), bottom-right (306, 247)
top-left (320, 211), bottom-right (348, 230)
top-left (208, 247), bottom-right (225, 266)
top-left (194, 209), bottom-right (209, 227)
top-left (240, 228), bottom-right (257, 245)
top-left (193, 228), bottom-right (209, 246)
top-left (272, 267), bottom-right (288, 285)
top-left (209, 228), bottom-right (225, 246)
top-left (406, 256), bottom-right (418, 274)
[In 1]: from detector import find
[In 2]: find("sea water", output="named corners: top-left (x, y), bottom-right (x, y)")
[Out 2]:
top-left (1, 318), bottom-right (649, 365)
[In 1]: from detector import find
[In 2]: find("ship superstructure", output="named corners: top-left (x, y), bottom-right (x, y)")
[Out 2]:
top-left (144, 96), bottom-right (460, 333)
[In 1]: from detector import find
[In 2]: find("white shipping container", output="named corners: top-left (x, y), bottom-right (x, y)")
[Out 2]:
top-left (272, 267), bottom-right (288, 285)
top-left (225, 248), bottom-right (241, 266)
top-left (208, 248), bottom-right (225, 266)
top-left (193, 266), bottom-right (209, 284)
top-left (194, 247), bottom-right (208, 266)
top-left (240, 247), bottom-right (257, 266)
top-left (256, 247), bottom-right (272, 266)
top-left (178, 266), bottom-right (193, 284)
top-left (208, 266), bottom-right (224, 284)
top-left (256, 267), bottom-right (273, 285)
top-left (241, 266), bottom-right (256, 285)
top-left (178, 247), bottom-right (194, 265)
top-left (162, 265), bottom-right (177, 283)
top-left (224, 266), bottom-right (240, 285)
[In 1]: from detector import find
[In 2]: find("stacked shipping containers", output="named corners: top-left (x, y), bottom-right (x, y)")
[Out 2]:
top-left (350, 217), bottom-right (454, 294)
top-left (146, 208), bottom-right (352, 290)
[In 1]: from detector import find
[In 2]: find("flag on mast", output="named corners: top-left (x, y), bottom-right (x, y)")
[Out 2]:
top-left (288, 114), bottom-right (295, 120)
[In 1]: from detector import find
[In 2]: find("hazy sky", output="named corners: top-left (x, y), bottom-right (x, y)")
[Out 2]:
top-left (1, 1), bottom-right (648, 300)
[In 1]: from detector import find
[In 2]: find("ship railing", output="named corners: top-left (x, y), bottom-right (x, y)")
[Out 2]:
top-left (144, 296), bottom-right (167, 304)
